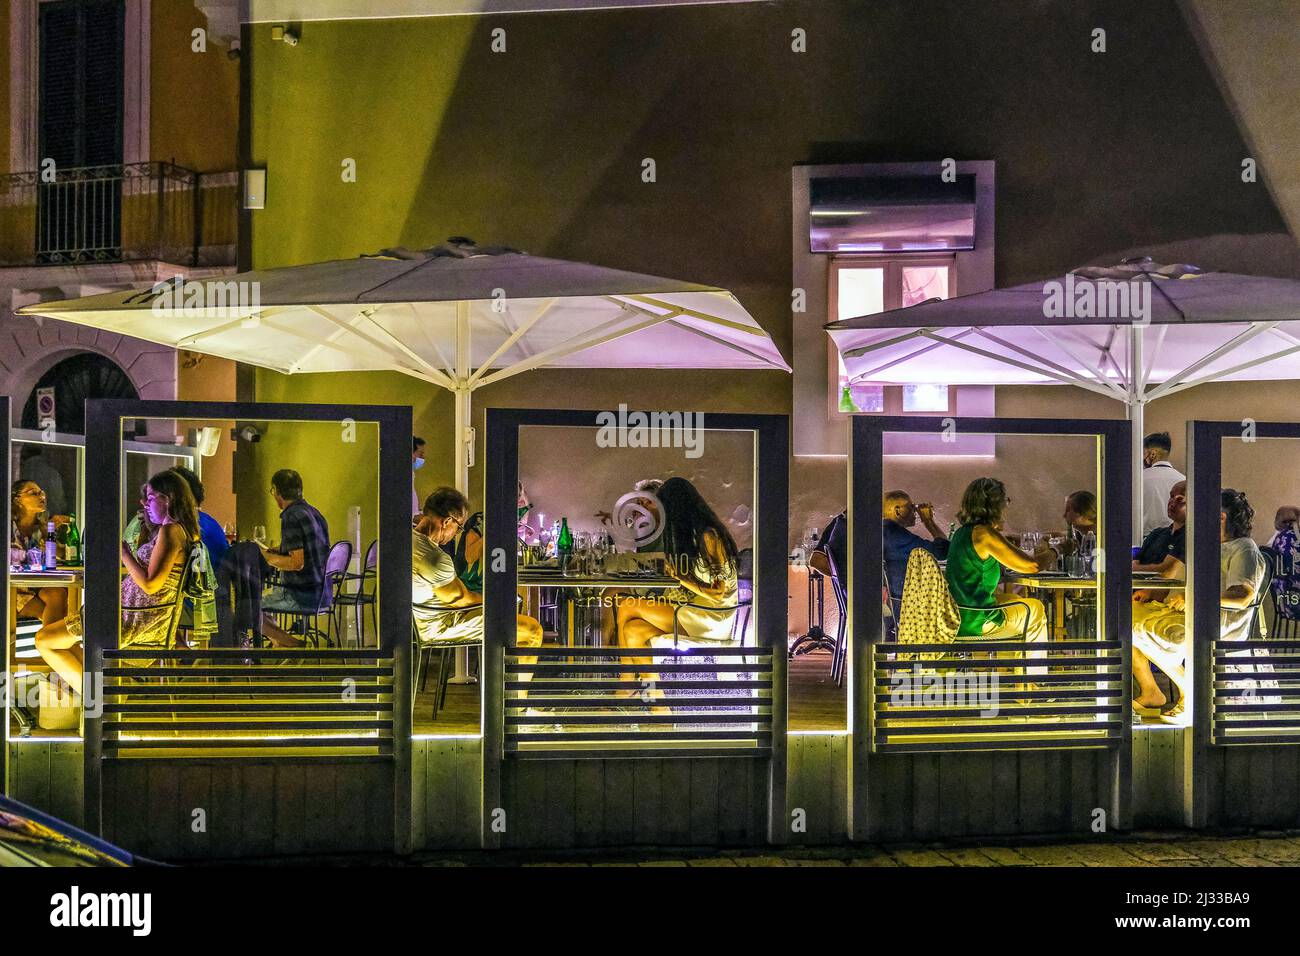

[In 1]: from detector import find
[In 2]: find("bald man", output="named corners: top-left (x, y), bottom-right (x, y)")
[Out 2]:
top-left (883, 490), bottom-right (950, 606)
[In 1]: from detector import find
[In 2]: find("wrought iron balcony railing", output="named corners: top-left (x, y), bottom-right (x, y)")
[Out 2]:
top-left (0, 161), bottom-right (237, 268)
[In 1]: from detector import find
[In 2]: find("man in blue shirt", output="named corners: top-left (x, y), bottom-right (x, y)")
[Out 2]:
top-left (883, 490), bottom-right (949, 609)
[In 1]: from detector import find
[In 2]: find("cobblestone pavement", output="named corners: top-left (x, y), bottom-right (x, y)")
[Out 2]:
top-left (249, 830), bottom-right (1300, 866)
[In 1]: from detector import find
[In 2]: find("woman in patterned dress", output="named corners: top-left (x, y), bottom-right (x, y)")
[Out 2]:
top-left (36, 471), bottom-right (199, 691)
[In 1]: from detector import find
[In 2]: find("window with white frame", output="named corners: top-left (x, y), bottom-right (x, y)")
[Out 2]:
top-left (828, 257), bottom-right (956, 416)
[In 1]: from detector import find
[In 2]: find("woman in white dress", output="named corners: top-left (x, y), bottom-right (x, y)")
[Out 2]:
top-left (615, 478), bottom-right (740, 701)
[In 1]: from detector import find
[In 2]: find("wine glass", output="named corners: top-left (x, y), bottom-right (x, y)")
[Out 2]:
top-left (223, 521), bottom-right (237, 544)
top-left (253, 525), bottom-right (267, 547)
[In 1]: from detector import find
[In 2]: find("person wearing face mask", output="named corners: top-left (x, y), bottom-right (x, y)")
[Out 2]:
top-left (413, 487), bottom-right (542, 681)
top-left (1141, 432), bottom-right (1185, 538)
top-left (35, 470), bottom-right (200, 690)
top-left (412, 437), bottom-right (427, 517)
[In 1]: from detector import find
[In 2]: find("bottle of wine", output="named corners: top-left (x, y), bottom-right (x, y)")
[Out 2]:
top-left (66, 516), bottom-right (82, 566)
top-left (558, 518), bottom-right (573, 556)
top-left (44, 521), bottom-right (57, 570)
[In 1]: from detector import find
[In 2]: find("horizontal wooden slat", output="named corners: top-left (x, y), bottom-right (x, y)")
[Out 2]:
top-left (505, 713), bottom-right (770, 726)
top-left (873, 656), bottom-right (1118, 669)
top-left (875, 640), bottom-right (1121, 653)
top-left (509, 646), bottom-right (771, 657)
top-left (880, 719), bottom-right (1121, 736)
top-left (102, 682), bottom-right (392, 696)
top-left (103, 737), bottom-right (393, 750)
top-left (104, 648), bottom-right (388, 659)
top-left (103, 719), bottom-right (392, 731)
top-left (104, 702), bottom-right (393, 713)
top-left (873, 738), bottom-right (1116, 753)
top-left (506, 662), bottom-right (771, 673)
top-left (506, 746), bottom-right (771, 759)
top-left (103, 665), bottom-right (390, 681)
top-left (877, 705), bottom-right (1122, 720)
top-left (508, 730), bottom-right (771, 742)
top-left (505, 695), bottom-right (772, 708)
top-left (505, 679), bottom-right (771, 690)
top-left (882, 688), bottom-right (1121, 701)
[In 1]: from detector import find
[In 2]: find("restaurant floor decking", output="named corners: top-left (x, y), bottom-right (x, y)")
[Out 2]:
top-left (412, 647), bottom-right (848, 735)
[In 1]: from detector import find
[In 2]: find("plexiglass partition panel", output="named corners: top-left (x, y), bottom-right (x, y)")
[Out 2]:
top-left (852, 416), bottom-right (1132, 755)
top-left (509, 422), bottom-right (761, 754)
top-left (1208, 433), bottom-right (1300, 744)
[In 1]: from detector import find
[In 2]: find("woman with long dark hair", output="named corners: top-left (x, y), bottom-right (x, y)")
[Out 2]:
top-left (615, 478), bottom-right (741, 696)
top-left (10, 479), bottom-right (68, 625)
top-left (36, 470), bottom-right (200, 690)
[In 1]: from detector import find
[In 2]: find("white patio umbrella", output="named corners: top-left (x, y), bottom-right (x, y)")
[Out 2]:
top-left (826, 259), bottom-right (1300, 538)
top-left (19, 241), bottom-right (790, 491)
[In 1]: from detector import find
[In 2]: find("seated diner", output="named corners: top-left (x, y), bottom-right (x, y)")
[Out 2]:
top-left (413, 487), bottom-right (543, 682)
top-left (34, 470), bottom-right (199, 691)
top-left (944, 477), bottom-right (1052, 643)
top-left (10, 479), bottom-right (68, 625)
top-left (615, 477), bottom-right (741, 699)
top-left (257, 469), bottom-right (330, 648)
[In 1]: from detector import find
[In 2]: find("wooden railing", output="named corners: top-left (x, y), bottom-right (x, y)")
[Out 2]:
top-left (1211, 639), bottom-right (1300, 745)
top-left (99, 648), bottom-right (395, 759)
top-left (870, 638), bottom-right (1125, 752)
top-left (503, 644), bottom-right (773, 759)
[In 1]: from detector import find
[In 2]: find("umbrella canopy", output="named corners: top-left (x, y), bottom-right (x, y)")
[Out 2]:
top-left (19, 242), bottom-right (790, 488)
top-left (825, 260), bottom-right (1300, 536)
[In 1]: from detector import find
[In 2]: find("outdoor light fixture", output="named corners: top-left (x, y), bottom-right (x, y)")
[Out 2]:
top-left (271, 25), bottom-right (299, 46)
top-left (231, 424), bottom-right (262, 443)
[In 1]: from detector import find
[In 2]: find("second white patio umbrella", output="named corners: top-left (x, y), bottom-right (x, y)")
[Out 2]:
top-left (826, 259), bottom-right (1300, 538)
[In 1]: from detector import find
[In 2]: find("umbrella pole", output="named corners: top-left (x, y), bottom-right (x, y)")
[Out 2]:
top-left (450, 323), bottom-right (476, 683)
top-left (1128, 397), bottom-right (1144, 547)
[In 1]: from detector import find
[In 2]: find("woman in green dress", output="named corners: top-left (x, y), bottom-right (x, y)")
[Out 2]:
top-left (945, 477), bottom-right (1052, 643)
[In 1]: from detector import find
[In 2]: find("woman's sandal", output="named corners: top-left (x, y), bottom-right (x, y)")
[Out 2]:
top-left (1131, 699), bottom-right (1164, 718)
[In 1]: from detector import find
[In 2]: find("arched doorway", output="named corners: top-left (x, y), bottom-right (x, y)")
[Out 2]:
top-left (21, 352), bottom-right (138, 434)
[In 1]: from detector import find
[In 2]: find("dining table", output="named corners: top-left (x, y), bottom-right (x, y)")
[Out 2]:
top-left (8, 565), bottom-right (85, 672)
top-left (1008, 571), bottom-right (1186, 639)
top-left (516, 567), bottom-right (679, 647)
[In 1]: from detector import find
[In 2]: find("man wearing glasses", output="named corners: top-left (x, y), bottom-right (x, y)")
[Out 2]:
top-left (258, 469), bottom-right (330, 648)
top-left (413, 486), bottom-right (542, 658)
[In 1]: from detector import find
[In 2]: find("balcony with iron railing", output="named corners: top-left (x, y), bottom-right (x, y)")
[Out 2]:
top-left (0, 161), bottom-right (237, 268)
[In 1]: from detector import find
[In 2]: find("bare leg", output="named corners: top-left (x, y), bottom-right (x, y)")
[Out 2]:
top-left (34, 619), bottom-right (84, 691)
top-left (514, 614), bottom-right (543, 700)
top-left (261, 613), bottom-right (305, 648)
top-left (37, 587), bottom-right (68, 625)
top-left (1131, 647), bottom-right (1167, 709)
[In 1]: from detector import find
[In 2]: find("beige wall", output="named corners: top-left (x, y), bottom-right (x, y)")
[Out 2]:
top-left (519, 426), bottom-right (756, 550)
top-left (176, 354), bottom-right (238, 529)
top-left (793, 379), bottom-right (1300, 548)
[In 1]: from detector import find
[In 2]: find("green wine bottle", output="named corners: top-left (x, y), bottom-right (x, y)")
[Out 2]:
top-left (65, 515), bottom-right (82, 566)
top-left (838, 385), bottom-right (857, 413)
top-left (557, 518), bottom-right (573, 556)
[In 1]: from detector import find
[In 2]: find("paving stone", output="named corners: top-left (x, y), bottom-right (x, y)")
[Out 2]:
top-left (687, 858), bottom-right (738, 866)
top-left (976, 846), bottom-right (1037, 866)
top-left (1122, 842), bottom-right (1200, 863)
top-left (890, 848), bottom-right (952, 867)
top-left (789, 858), bottom-right (847, 866)
top-left (938, 848), bottom-right (999, 867)
top-left (849, 854), bottom-right (901, 866)
top-left (1070, 844), bottom-right (1152, 867)
top-left (638, 860), bottom-right (688, 866)
top-left (1015, 845), bottom-right (1085, 867)
top-left (732, 856), bottom-right (789, 867)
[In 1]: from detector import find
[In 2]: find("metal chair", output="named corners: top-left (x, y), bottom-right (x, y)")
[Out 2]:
top-left (412, 617), bottom-right (482, 720)
top-left (272, 540), bottom-right (352, 647)
top-left (334, 538), bottom-right (378, 646)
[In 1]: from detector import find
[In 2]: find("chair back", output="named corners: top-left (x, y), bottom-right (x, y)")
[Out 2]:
top-left (895, 549), bottom-right (961, 647)
top-left (319, 540), bottom-right (353, 610)
top-left (1248, 547), bottom-right (1277, 639)
top-left (363, 538), bottom-right (379, 572)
